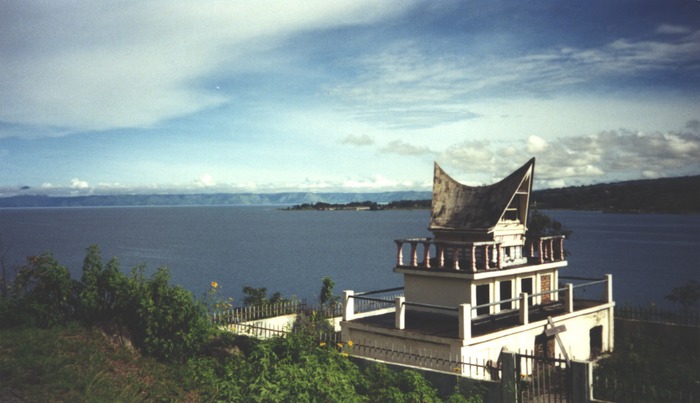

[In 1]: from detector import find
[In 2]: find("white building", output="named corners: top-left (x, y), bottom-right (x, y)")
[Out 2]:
top-left (340, 159), bottom-right (614, 379)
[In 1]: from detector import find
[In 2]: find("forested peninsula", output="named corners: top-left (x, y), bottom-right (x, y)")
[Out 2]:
top-left (288, 175), bottom-right (700, 214)
top-left (2, 175), bottom-right (699, 213)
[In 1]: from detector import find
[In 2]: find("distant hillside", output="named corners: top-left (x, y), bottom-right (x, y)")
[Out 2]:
top-left (532, 175), bottom-right (700, 213)
top-left (2, 175), bottom-right (699, 213)
top-left (0, 191), bottom-right (432, 208)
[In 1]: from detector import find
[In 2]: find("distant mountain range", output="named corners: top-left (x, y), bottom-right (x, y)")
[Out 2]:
top-left (0, 191), bottom-right (432, 208)
top-left (1, 175), bottom-right (699, 213)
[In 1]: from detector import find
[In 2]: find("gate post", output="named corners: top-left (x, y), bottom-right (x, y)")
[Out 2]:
top-left (499, 350), bottom-right (517, 403)
top-left (571, 360), bottom-right (593, 402)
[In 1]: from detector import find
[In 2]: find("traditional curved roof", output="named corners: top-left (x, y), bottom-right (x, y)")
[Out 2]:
top-left (429, 158), bottom-right (535, 232)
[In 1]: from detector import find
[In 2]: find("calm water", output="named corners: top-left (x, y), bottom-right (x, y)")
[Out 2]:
top-left (0, 206), bottom-right (697, 308)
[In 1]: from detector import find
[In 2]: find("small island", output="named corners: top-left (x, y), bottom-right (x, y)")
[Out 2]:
top-left (284, 199), bottom-right (431, 211)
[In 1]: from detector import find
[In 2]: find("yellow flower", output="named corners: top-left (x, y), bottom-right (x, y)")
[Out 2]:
top-left (342, 352), bottom-right (349, 357)
top-left (454, 367), bottom-right (462, 373)
top-left (319, 342), bottom-right (326, 347)
top-left (347, 340), bottom-right (354, 347)
top-left (337, 343), bottom-right (343, 348)
top-left (211, 281), bottom-right (219, 289)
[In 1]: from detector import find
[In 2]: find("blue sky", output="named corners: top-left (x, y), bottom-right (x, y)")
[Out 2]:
top-left (1, 1), bottom-right (699, 196)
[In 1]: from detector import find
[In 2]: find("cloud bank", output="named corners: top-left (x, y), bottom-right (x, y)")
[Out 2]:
top-left (0, 0), bottom-right (413, 135)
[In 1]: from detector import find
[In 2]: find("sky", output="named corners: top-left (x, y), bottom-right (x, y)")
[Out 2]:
top-left (1, 1), bottom-right (700, 197)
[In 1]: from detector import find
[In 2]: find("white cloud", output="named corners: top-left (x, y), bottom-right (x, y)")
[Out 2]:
top-left (328, 27), bottom-right (700, 130)
top-left (381, 140), bottom-right (432, 156)
top-left (396, 122), bottom-right (700, 187)
top-left (656, 24), bottom-right (692, 35)
top-left (527, 135), bottom-right (548, 153)
top-left (196, 174), bottom-right (216, 187)
top-left (0, 1), bottom-right (415, 135)
top-left (341, 134), bottom-right (374, 146)
top-left (70, 178), bottom-right (89, 189)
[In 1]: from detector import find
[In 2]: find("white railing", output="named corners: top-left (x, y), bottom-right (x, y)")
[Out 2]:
top-left (344, 275), bottom-right (613, 340)
top-left (393, 235), bottom-right (566, 272)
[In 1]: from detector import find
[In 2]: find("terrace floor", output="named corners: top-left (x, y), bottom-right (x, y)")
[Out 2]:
top-left (350, 300), bottom-right (607, 339)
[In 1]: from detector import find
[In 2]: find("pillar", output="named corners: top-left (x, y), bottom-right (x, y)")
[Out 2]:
top-left (343, 290), bottom-right (354, 321)
top-left (519, 293), bottom-right (529, 325)
top-left (566, 283), bottom-right (574, 313)
top-left (605, 274), bottom-right (613, 303)
top-left (422, 241), bottom-right (431, 268)
top-left (395, 241), bottom-right (403, 266)
top-left (470, 244), bottom-right (476, 272)
top-left (483, 245), bottom-right (490, 269)
top-left (459, 303), bottom-right (471, 340)
top-left (500, 350), bottom-right (517, 403)
top-left (497, 244), bottom-right (503, 268)
top-left (395, 296), bottom-right (405, 330)
top-left (410, 241), bottom-right (418, 266)
top-left (559, 237), bottom-right (565, 260)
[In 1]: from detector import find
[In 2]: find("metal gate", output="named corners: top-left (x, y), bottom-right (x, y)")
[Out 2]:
top-left (516, 352), bottom-right (572, 403)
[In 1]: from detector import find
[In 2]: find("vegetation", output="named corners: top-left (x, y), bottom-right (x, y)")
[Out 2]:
top-left (285, 200), bottom-right (382, 211)
top-left (594, 316), bottom-right (700, 402)
top-left (533, 174), bottom-right (700, 213)
top-left (285, 199), bottom-right (432, 211)
top-left (665, 279), bottom-right (700, 311)
top-left (0, 246), bottom-right (484, 401)
top-left (241, 285), bottom-right (286, 306)
top-left (526, 209), bottom-right (573, 238)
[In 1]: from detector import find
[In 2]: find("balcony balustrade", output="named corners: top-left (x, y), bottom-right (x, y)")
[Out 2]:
top-left (343, 274), bottom-right (612, 341)
top-left (394, 235), bottom-right (565, 272)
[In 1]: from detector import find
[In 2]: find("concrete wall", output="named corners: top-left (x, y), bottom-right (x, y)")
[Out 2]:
top-left (404, 274), bottom-right (469, 312)
top-left (462, 305), bottom-right (613, 365)
top-left (342, 304), bottom-right (614, 379)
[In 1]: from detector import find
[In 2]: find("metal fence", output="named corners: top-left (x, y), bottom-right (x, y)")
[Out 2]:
top-left (615, 305), bottom-right (700, 327)
top-left (224, 321), bottom-right (342, 344)
top-left (346, 340), bottom-right (497, 380)
top-left (210, 300), bottom-right (343, 325)
top-left (515, 350), bottom-right (571, 403)
top-left (593, 375), bottom-right (696, 403)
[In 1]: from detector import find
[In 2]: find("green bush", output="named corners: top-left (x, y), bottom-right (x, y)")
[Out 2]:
top-left (126, 266), bottom-right (213, 361)
top-left (77, 245), bottom-right (129, 324)
top-left (7, 253), bottom-right (75, 327)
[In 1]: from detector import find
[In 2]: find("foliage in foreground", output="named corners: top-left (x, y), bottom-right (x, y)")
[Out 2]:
top-left (0, 324), bottom-right (193, 401)
top-left (0, 245), bottom-right (212, 361)
top-left (0, 245), bottom-right (484, 402)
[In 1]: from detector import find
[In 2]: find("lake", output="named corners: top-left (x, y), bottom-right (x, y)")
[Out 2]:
top-left (0, 206), bottom-right (697, 309)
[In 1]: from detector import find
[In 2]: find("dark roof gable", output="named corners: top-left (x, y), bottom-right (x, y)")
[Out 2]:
top-left (429, 158), bottom-right (535, 232)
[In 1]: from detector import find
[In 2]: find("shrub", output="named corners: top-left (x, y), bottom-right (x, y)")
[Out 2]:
top-left (126, 266), bottom-right (213, 361)
top-left (77, 245), bottom-right (129, 324)
top-left (8, 253), bottom-right (76, 327)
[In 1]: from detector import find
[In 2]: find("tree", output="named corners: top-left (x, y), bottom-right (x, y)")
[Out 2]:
top-left (11, 253), bottom-right (76, 326)
top-left (527, 209), bottom-right (572, 238)
top-left (665, 280), bottom-right (700, 311)
top-left (242, 286), bottom-right (285, 306)
top-left (319, 276), bottom-right (339, 309)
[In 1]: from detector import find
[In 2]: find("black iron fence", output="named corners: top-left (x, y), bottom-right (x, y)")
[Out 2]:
top-left (615, 305), bottom-right (700, 327)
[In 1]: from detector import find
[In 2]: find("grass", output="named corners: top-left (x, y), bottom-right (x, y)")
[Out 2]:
top-left (0, 323), bottom-right (195, 402)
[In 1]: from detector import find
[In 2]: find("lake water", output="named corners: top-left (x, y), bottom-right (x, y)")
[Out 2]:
top-left (0, 206), bottom-right (697, 309)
